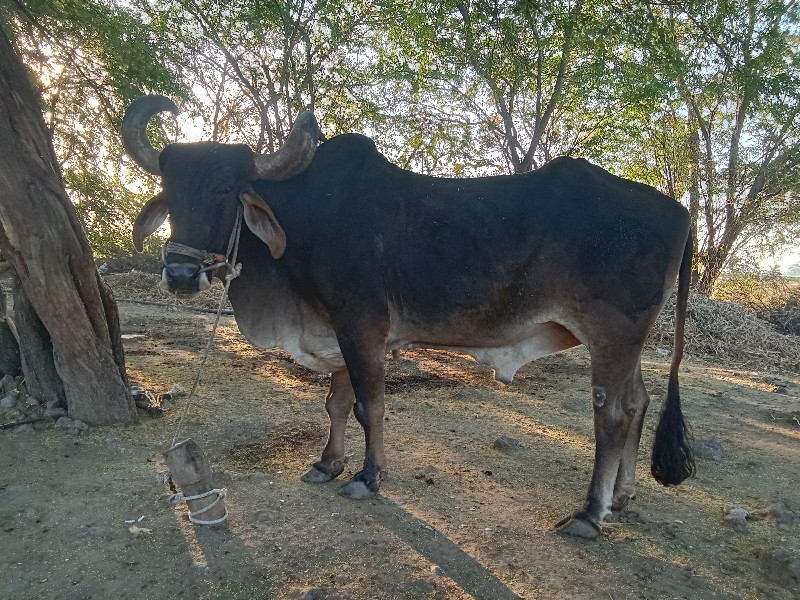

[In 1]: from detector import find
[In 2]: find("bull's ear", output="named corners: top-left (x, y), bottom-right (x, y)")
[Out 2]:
top-left (239, 190), bottom-right (286, 259)
top-left (132, 193), bottom-right (169, 252)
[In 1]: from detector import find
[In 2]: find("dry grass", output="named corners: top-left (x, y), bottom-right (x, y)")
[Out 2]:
top-left (106, 271), bottom-right (232, 311)
top-left (648, 290), bottom-right (800, 374)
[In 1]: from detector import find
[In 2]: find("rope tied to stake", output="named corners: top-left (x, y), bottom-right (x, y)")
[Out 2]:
top-left (170, 205), bottom-right (243, 449)
top-left (170, 488), bottom-right (229, 525)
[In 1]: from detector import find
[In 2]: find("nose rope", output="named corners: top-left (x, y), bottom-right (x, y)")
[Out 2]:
top-left (162, 206), bottom-right (243, 278)
top-left (170, 205), bottom-right (243, 449)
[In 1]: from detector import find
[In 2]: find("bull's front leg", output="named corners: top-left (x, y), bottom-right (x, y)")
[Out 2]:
top-left (335, 325), bottom-right (389, 500)
top-left (301, 369), bottom-right (355, 484)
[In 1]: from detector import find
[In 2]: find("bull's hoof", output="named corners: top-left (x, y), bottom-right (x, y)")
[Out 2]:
top-left (339, 479), bottom-right (375, 500)
top-left (301, 466), bottom-right (335, 484)
top-left (554, 513), bottom-right (602, 539)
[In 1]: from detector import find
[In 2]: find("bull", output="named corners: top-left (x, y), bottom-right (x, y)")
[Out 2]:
top-left (123, 95), bottom-right (694, 538)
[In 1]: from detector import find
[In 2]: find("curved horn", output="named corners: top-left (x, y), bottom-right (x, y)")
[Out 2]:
top-left (122, 95), bottom-right (180, 175)
top-left (253, 110), bottom-right (321, 181)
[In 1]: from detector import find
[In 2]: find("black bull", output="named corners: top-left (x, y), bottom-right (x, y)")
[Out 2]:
top-left (124, 96), bottom-right (694, 538)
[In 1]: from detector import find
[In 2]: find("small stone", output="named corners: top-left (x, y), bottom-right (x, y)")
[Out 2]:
top-left (12, 424), bottom-right (35, 435)
top-left (300, 587), bottom-right (327, 600)
top-left (72, 420), bottom-right (89, 431)
top-left (493, 435), bottom-right (521, 451)
top-left (694, 436), bottom-right (724, 461)
top-left (56, 416), bottom-right (74, 428)
top-left (769, 502), bottom-right (798, 530)
top-left (1, 394), bottom-right (16, 408)
top-left (0, 374), bottom-right (14, 393)
top-left (32, 420), bottom-right (50, 432)
top-left (725, 506), bottom-right (750, 533)
top-left (24, 395), bottom-right (39, 407)
top-left (430, 565), bottom-right (445, 576)
top-left (44, 407), bottom-right (67, 418)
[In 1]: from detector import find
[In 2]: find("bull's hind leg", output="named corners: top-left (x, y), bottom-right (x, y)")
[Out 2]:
top-left (301, 370), bottom-right (355, 483)
top-left (556, 350), bottom-right (642, 539)
top-left (612, 363), bottom-right (650, 510)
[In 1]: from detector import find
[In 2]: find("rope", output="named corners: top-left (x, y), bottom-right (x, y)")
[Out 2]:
top-left (162, 241), bottom-right (215, 264)
top-left (170, 205), bottom-right (243, 448)
top-left (170, 488), bottom-right (229, 525)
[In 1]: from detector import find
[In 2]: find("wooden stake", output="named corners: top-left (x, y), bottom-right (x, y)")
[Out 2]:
top-left (163, 438), bottom-right (228, 526)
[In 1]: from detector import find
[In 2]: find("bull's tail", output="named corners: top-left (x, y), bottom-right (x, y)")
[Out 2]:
top-left (651, 229), bottom-right (696, 486)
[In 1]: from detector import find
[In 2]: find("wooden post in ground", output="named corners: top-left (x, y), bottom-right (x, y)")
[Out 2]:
top-left (164, 439), bottom-right (228, 526)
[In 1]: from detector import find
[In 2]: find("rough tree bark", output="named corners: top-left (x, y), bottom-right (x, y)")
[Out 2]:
top-left (0, 26), bottom-right (136, 425)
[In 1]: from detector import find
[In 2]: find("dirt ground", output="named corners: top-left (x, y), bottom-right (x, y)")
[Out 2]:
top-left (1, 295), bottom-right (799, 600)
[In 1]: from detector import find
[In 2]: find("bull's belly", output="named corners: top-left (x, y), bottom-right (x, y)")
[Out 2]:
top-left (234, 315), bottom-right (580, 383)
top-left (234, 299), bottom-right (581, 382)
top-left (390, 320), bottom-right (581, 383)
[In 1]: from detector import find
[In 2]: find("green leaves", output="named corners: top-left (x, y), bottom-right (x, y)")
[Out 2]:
top-left (4, 0), bottom-right (798, 282)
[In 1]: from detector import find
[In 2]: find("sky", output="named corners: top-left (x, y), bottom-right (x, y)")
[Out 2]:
top-left (763, 247), bottom-right (800, 275)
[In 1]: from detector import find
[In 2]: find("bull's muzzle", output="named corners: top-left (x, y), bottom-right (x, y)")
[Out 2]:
top-left (159, 262), bottom-right (212, 296)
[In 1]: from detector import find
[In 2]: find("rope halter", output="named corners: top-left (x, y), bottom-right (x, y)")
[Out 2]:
top-left (162, 205), bottom-right (243, 283)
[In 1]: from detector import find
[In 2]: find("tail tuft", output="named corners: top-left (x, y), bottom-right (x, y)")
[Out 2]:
top-left (651, 375), bottom-right (695, 485)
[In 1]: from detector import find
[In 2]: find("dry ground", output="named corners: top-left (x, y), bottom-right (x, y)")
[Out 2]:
top-left (0, 287), bottom-right (798, 599)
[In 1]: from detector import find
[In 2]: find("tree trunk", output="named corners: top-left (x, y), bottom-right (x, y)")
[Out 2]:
top-left (0, 26), bottom-right (136, 425)
top-left (0, 286), bottom-right (21, 378)
top-left (13, 277), bottom-right (66, 407)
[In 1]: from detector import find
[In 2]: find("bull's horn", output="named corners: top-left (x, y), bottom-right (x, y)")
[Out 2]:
top-left (122, 95), bottom-right (180, 175)
top-left (253, 110), bottom-right (321, 181)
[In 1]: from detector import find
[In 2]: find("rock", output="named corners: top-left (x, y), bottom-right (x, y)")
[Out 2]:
top-left (725, 506), bottom-right (749, 533)
top-left (1, 393), bottom-right (16, 408)
top-left (300, 588), bottom-right (327, 600)
top-left (0, 375), bottom-right (16, 394)
top-left (44, 407), bottom-right (67, 418)
top-left (760, 546), bottom-right (800, 592)
top-left (493, 435), bottom-right (521, 451)
top-left (769, 502), bottom-right (798, 530)
top-left (694, 436), bottom-right (724, 461)
top-left (72, 419), bottom-right (89, 431)
top-left (24, 395), bottom-right (39, 407)
top-left (56, 416), bottom-right (74, 428)
top-left (12, 424), bottom-right (34, 435)
top-left (430, 564), bottom-right (445, 576)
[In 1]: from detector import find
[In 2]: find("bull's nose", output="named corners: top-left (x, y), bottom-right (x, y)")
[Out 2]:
top-left (159, 263), bottom-right (211, 295)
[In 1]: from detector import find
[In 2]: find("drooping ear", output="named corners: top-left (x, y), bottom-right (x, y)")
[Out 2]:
top-left (132, 193), bottom-right (169, 252)
top-left (239, 189), bottom-right (286, 259)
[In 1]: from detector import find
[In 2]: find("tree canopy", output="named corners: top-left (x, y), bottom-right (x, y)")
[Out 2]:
top-left (3, 0), bottom-right (798, 290)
